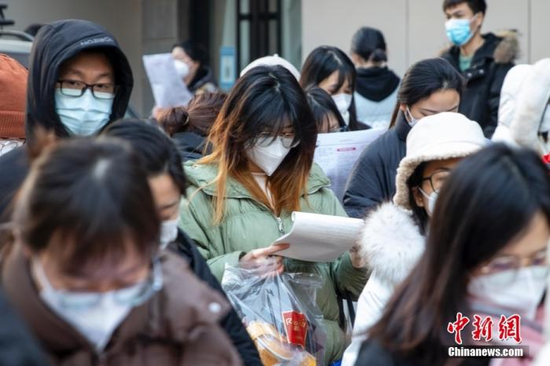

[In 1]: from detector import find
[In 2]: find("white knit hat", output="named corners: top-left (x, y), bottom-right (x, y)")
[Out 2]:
top-left (393, 112), bottom-right (487, 209)
top-left (240, 54), bottom-right (301, 80)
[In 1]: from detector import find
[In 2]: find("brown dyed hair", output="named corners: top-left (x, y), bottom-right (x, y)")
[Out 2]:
top-left (13, 136), bottom-right (160, 278)
top-left (158, 92), bottom-right (227, 137)
top-left (198, 65), bottom-right (317, 223)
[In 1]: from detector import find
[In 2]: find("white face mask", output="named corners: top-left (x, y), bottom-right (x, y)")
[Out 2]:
top-left (419, 188), bottom-right (438, 216)
top-left (405, 106), bottom-right (420, 128)
top-left (469, 266), bottom-right (548, 320)
top-left (332, 93), bottom-right (353, 117)
top-left (160, 218), bottom-right (179, 250)
top-left (55, 89), bottom-right (113, 136)
top-left (33, 258), bottom-right (162, 350)
top-left (246, 137), bottom-right (294, 176)
top-left (174, 59), bottom-right (190, 79)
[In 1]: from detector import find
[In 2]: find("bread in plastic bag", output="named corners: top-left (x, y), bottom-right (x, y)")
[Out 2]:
top-left (222, 265), bottom-right (327, 366)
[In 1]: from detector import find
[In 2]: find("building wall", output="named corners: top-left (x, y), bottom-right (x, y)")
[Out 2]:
top-left (302, 0), bottom-right (548, 76)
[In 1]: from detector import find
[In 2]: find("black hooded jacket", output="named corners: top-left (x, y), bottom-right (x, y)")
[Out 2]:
top-left (355, 67), bottom-right (400, 102)
top-left (0, 20), bottom-right (134, 222)
top-left (441, 32), bottom-right (517, 138)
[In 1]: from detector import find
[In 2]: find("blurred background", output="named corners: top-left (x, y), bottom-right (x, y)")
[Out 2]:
top-left (3, 0), bottom-right (549, 117)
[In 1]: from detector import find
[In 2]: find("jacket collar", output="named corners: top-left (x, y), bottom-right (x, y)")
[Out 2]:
top-left (445, 33), bottom-right (502, 67)
top-left (185, 161), bottom-right (331, 199)
top-left (395, 111), bottom-right (412, 142)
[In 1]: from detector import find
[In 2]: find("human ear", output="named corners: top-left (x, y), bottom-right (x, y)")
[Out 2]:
top-left (412, 187), bottom-right (425, 208)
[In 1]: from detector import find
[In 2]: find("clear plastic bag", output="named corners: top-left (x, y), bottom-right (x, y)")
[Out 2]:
top-left (222, 265), bottom-right (327, 366)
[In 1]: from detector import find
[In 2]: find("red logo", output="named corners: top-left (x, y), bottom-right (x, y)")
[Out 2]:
top-left (498, 314), bottom-right (522, 343)
top-left (282, 311), bottom-right (308, 348)
top-left (448, 312), bottom-right (470, 345)
top-left (447, 313), bottom-right (522, 345)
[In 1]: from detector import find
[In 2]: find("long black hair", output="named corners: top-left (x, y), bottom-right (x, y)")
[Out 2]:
top-left (300, 46), bottom-right (362, 130)
top-left (103, 119), bottom-right (187, 195)
top-left (305, 86), bottom-right (346, 133)
top-left (389, 58), bottom-right (464, 128)
top-left (351, 27), bottom-right (388, 64)
top-left (367, 144), bottom-right (550, 365)
top-left (406, 162), bottom-right (429, 234)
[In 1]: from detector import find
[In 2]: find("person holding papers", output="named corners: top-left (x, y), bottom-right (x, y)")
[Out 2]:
top-left (341, 113), bottom-right (486, 366)
top-left (343, 58), bottom-right (464, 218)
top-left (179, 65), bottom-right (368, 365)
top-left (172, 40), bottom-right (218, 95)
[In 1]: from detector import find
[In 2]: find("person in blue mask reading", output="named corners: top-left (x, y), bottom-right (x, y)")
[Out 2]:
top-left (440, 0), bottom-right (518, 138)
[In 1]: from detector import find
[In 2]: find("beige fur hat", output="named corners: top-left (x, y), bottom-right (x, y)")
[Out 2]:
top-left (393, 112), bottom-right (487, 209)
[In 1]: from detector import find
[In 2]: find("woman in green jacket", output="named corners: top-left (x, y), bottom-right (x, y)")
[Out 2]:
top-left (180, 65), bottom-right (368, 365)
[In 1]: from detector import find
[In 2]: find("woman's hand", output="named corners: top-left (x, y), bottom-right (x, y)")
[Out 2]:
top-left (239, 244), bottom-right (290, 275)
top-left (349, 243), bottom-right (366, 269)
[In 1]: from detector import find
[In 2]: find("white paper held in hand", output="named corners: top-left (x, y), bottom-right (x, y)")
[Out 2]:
top-left (271, 212), bottom-right (365, 262)
top-left (314, 129), bottom-right (385, 200)
top-left (142, 53), bottom-right (193, 108)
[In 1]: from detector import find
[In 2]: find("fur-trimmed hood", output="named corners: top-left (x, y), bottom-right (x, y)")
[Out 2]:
top-left (359, 202), bottom-right (425, 286)
top-left (493, 30), bottom-right (520, 64)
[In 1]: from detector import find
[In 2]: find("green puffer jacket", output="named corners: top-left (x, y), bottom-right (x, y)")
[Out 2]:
top-left (179, 161), bottom-right (369, 365)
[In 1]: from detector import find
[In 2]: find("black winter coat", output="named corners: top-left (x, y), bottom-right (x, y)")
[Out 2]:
top-left (169, 230), bottom-right (262, 366)
top-left (441, 32), bottom-right (517, 138)
top-left (343, 112), bottom-right (411, 218)
top-left (0, 20), bottom-right (134, 223)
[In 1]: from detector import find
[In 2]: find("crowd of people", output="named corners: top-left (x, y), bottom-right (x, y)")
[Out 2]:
top-left (0, 0), bottom-right (549, 365)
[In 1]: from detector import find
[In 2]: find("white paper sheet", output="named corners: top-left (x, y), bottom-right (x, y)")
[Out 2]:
top-left (271, 212), bottom-right (365, 262)
top-left (142, 53), bottom-right (193, 108)
top-left (314, 129), bottom-right (386, 200)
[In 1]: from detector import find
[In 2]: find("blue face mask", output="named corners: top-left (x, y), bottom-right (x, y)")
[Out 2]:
top-left (445, 14), bottom-right (479, 46)
top-left (55, 89), bottom-right (114, 136)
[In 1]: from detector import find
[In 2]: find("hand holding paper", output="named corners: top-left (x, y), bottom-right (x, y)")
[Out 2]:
top-left (271, 212), bottom-right (365, 262)
top-left (142, 53), bottom-right (193, 108)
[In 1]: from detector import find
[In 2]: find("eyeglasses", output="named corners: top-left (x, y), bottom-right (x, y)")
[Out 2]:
top-left (479, 248), bottom-right (547, 276)
top-left (57, 80), bottom-right (117, 100)
top-left (257, 132), bottom-right (300, 149)
top-left (0, 139), bottom-right (24, 156)
top-left (328, 125), bottom-right (348, 133)
top-left (421, 169), bottom-right (451, 194)
top-left (34, 256), bottom-right (163, 310)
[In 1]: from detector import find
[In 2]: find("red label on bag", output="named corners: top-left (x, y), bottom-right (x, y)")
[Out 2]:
top-left (282, 311), bottom-right (308, 348)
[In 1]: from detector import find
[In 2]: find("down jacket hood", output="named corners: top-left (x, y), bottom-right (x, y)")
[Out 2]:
top-left (359, 202), bottom-right (425, 286)
top-left (26, 20), bottom-right (133, 145)
top-left (493, 58), bottom-right (550, 154)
